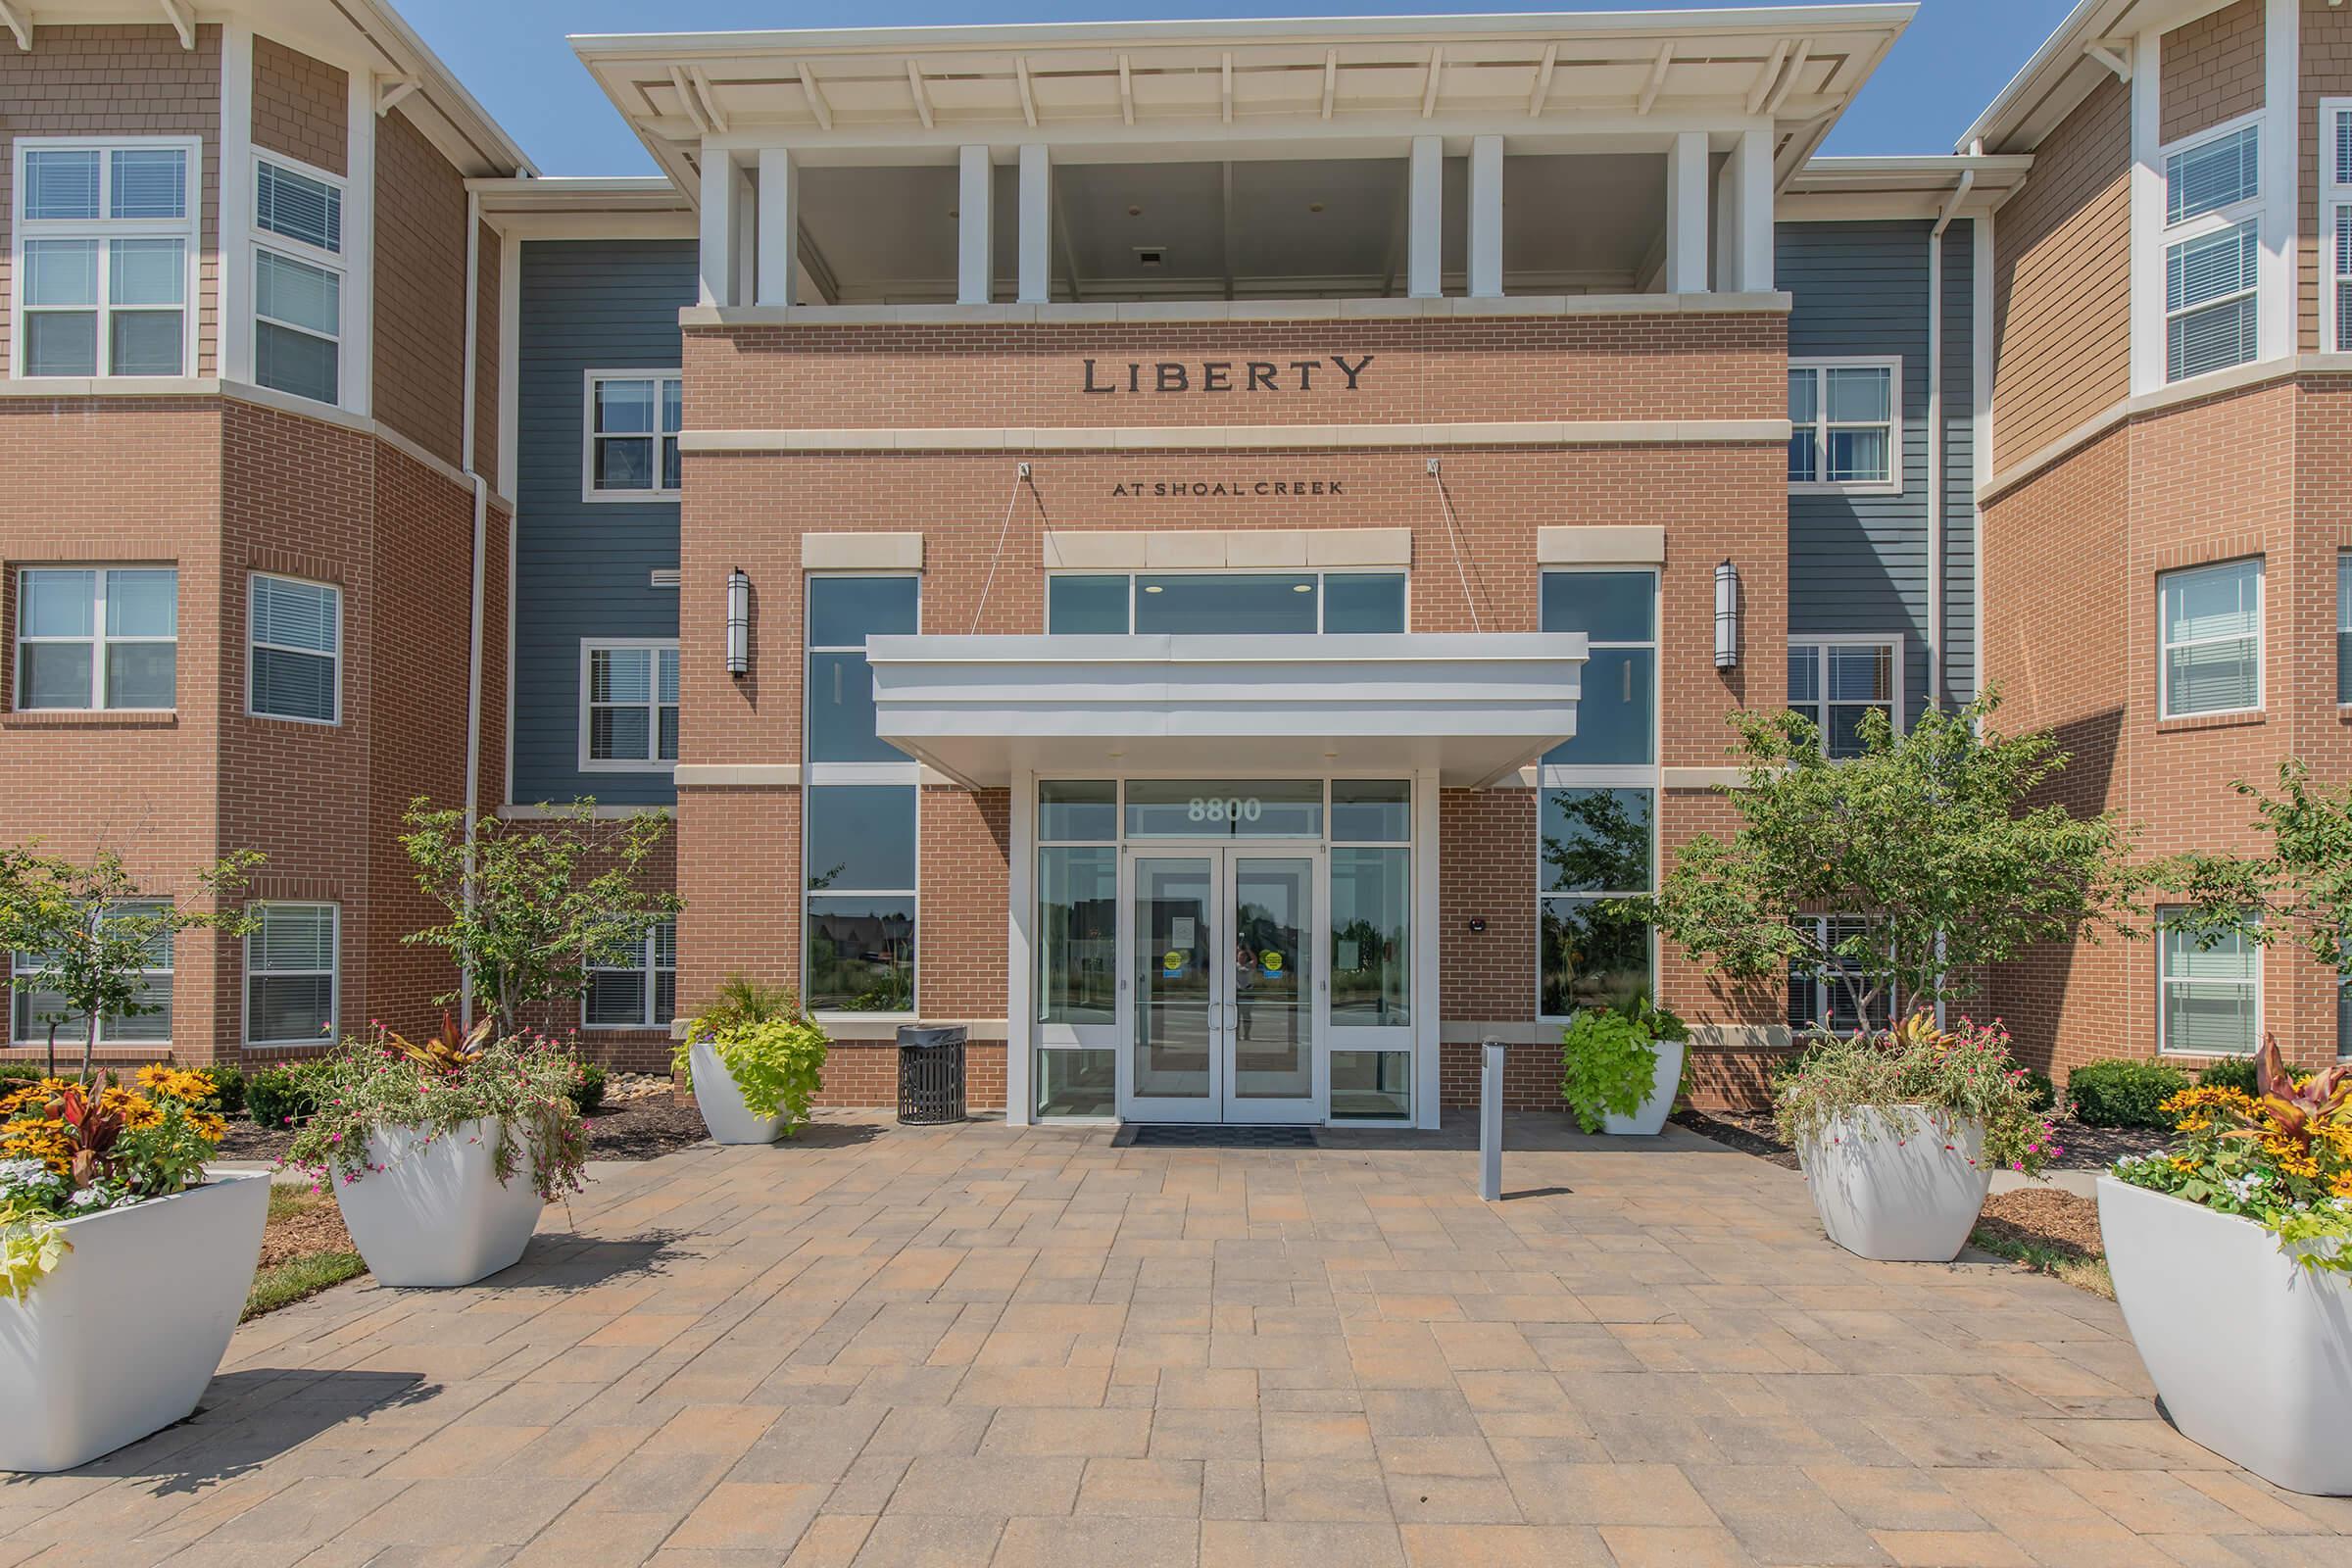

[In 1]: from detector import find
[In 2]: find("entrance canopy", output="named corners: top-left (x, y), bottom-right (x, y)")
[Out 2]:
top-left (867, 632), bottom-right (1586, 788)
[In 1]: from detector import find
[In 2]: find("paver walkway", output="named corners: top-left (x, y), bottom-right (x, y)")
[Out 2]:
top-left (5, 1113), bottom-right (2348, 1566)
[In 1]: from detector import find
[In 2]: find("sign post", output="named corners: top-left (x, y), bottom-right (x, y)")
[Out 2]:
top-left (1480, 1037), bottom-right (1506, 1201)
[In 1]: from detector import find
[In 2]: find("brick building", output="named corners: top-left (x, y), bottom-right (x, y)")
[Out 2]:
top-left (1, 0), bottom-right (2342, 1126)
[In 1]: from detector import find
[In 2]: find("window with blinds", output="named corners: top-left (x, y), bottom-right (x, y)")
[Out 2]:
top-left (581, 642), bottom-right (680, 768)
top-left (13, 139), bottom-right (198, 378)
top-left (249, 573), bottom-right (342, 723)
top-left (584, 919), bottom-right (677, 1029)
top-left (2160, 118), bottom-right (2261, 383)
top-left (246, 904), bottom-right (338, 1046)
top-left (2159, 910), bottom-right (2258, 1057)
top-left (2325, 102), bottom-right (2352, 353)
top-left (252, 157), bottom-right (345, 405)
top-left (2159, 559), bottom-right (2262, 718)
top-left (11, 901), bottom-right (172, 1046)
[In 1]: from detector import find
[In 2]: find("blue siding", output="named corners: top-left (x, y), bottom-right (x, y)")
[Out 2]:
top-left (512, 239), bottom-right (698, 807)
top-left (1778, 219), bottom-right (1979, 722)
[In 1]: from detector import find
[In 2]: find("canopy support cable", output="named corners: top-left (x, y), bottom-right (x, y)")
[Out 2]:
top-left (968, 463), bottom-right (1035, 634)
top-left (1427, 458), bottom-right (1483, 633)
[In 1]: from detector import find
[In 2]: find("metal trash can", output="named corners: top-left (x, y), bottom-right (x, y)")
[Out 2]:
top-left (896, 1025), bottom-right (967, 1125)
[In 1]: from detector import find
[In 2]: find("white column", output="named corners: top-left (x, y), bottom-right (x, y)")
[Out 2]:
top-left (1467, 134), bottom-right (1503, 299)
top-left (698, 146), bottom-right (736, 307)
top-left (958, 145), bottom-right (994, 306)
top-left (756, 148), bottom-right (799, 307)
top-left (1005, 770), bottom-right (1036, 1126)
top-left (2128, 29), bottom-right (2164, 393)
top-left (1407, 135), bottom-right (1444, 299)
top-left (342, 68), bottom-right (374, 416)
top-left (217, 24), bottom-right (253, 382)
top-left (1017, 145), bottom-right (1052, 305)
top-left (1725, 128), bottom-right (1773, 292)
top-left (1412, 766), bottom-right (1442, 1130)
top-left (1665, 130), bottom-right (1709, 294)
top-left (2259, 0), bottom-right (2298, 362)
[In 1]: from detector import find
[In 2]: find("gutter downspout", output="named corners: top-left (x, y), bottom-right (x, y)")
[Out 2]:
top-left (1926, 166), bottom-right (1975, 718)
top-left (460, 189), bottom-right (488, 1029)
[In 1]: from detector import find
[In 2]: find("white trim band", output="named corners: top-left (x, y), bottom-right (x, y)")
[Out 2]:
top-left (803, 532), bottom-right (925, 569)
top-left (678, 292), bottom-right (1795, 329)
top-left (1538, 525), bottom-right (1665, 564)
top-left (1043, 528), bottom-right (1411, 569)
top-left (683, 418), bottom-right (1790, 454)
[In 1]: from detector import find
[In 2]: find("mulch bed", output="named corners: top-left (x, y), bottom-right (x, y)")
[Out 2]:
top-left (212, 1084), bottom-right (710, 1165)
top-left (1977, 1187), bottom-right (2104, 1259)
top-left (1675, 1103), bottom-right (2164, 1174)
top-left (258, 1189), bottom-right (355, 1267)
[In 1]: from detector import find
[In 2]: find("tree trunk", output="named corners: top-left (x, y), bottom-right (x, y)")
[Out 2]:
top-left (45, 1019), bottom-right (58, 1082)
top-left (80, 1010), bottom-right (97, 1088)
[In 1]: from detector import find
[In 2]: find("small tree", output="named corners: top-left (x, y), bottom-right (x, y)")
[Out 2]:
top-left (401, 798), bottom-right (684, 1036)
top-left (1630, 693), bottom-right (2157, 1027)
top-left (2168, 760), bottom-right (2352, 995)
top-left (0, 843), bottom-right (261, 1083)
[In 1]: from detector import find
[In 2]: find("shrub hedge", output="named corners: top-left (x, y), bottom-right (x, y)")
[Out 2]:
top-left (2066, 1058), bottom-right (2190, 1129)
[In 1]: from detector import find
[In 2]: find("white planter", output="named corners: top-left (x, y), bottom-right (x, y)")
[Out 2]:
top-left (689, 1039), bottom-right (783, 1145)
top-left (1797, 1107), bottom-right (1990, 1261)
top-left (334, 1118), bottom-right (544, 1288)
top-left (2099, 1175), bottom-right (2352, 1494)
top-left (1602, 1036), bottom-right (1686, 1136)
top-left (0, 1172), bottom-right (270, 1471)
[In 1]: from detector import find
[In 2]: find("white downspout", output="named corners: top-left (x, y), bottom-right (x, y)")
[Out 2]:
top-left (460, 190), bottom-right (488, 1029)
top-left (1926, 167), bottom-right (1975, 717)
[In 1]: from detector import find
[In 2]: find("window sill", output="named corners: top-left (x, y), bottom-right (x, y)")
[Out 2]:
top-left (2157, 710), bottom-right (2265, 734)
top-left (3, 709), bottom-right (177, 729)
top-left (580, 1023), bottom-right (673, 1033)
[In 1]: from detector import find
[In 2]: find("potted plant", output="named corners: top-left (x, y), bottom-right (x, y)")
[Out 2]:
top-left (1775, 1014), bottom-right (2058, 1261)
top-left (1560, 994), bottom-right (1687, 1136)
top-left (1, 1066), bottom-right (268, 1471)
top-left (675, 977), bottom-right (829, 1145)
top-left (2100, 1037), bottom-right (2352, 1494)
top-left (284, 1016), bottom-right (588, 1288)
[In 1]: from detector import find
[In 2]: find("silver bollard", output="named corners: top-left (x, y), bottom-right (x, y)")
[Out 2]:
top-left (1480, 1037), bottom-right (1506, 1201)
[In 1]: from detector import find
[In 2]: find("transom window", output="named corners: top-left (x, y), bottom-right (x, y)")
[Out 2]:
top-left (1788, 637), bottom-right (1902, 758)
top-left (252, 156), bottom-right (345, 407)
top-left (1047, 570), bottom-right (1405, 635)
top-left (2161, 118), bottom-right (2261, 383)
top-left (581, 642), bottom-right (680, 769)
top-left (11, 901), bottom-right (172, 1047)
top-left (585, 372), bottom-right (683, 499)
top-left (13, 566), bottom-right (176, 711)
top-left (2159, 909), bottom-right (2259, 1057)
top-left (2159, 558), bottom-right (2262, 718)
top-left (245, 903), bottom-right (338, 1046)
top-left (585, 918), bottom-right (677, 1029)
top-left (1788, 360), bottom-right (1898, 492)
top-left (12, 138), bottom-right (198, 378)
top-left (249, 573), bottom-right (342, 724)
top-left (2327, 101), bottom-right (2352, 354)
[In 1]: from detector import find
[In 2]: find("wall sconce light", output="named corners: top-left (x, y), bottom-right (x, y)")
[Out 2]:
top-left (726, 568), bottom-right (751, 677)
top-left (1714, 560), bottom-right (1740, 669)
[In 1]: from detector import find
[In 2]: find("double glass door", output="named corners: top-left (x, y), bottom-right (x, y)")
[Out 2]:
top-left (1123, 848), bottom-right (1316, 1122)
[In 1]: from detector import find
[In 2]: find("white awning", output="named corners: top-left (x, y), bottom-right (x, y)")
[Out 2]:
top-left (867, 632), bottom-right (1586, 788)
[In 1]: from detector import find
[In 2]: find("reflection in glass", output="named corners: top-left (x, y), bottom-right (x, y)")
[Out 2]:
top-left (1038, 847), bottom-right (1117, 1025)
top-left (1048, 575), bottom-right (1130, 634)
top-left (1135, 573), bottom-right (1317, 634)
top-left (1330, 1051), bottom-right (1410, 1120)
top-left (1331, 780), bottom-right (1410, 843)
top-left (1039, 780), bottom-right (1117, 842)
top-left (1324, 573), bottom-right (1406, 632)
top-left (808, 575), bottom-right (918, 647)
top-left (1232, 858), bottom-right (1311, 1099)
top-left (1132, 858), bottom-right (1212, 1099)
top-left (1036, 1048), bottom-right (1115, 1117)
top-left (806, 895), bottom-right (914, 1012)
top-left (808, 650), bottom-right (902, 762)
top-left (805, 786), bottom-right (916, 891)
top-left (1544, 647), bottom-right (1654, 765)
top-left (1540, 570), bottom-right (1655, 644)
top-left (1540, 788), bottom-right (1652, 894)
top-left (1330, 848), bottom-right (1408, 1028)
top-left (1541, 898), bottom-right (1652, 1017)
top-left (1125, 779), bottom-right (1322, 838)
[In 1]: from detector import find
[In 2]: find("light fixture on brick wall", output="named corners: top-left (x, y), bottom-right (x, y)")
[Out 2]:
top-left (726, 568), bottom-right (751, 677)
top-left (1714, 560), bottom-right (1740, 669)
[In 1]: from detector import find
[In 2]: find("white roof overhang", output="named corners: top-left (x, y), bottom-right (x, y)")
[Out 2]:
top-left (867, 632), bottom-right (1588, 789)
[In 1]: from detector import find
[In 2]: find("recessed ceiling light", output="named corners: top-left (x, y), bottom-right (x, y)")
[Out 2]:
top-left (1143, 584), bottom-right (1164, 594)
top-left (1127, 205), bottom-right (1143, 217)
top-left (948, 208), bottom-right (958, 219)
top-left (1292, 583), bottom-right (1312, 593)
top-left (1308, 202), bottom-right (1325, 214)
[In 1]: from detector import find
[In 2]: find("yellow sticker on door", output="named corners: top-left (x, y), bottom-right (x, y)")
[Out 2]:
top-left (1259, 951), bottom-right (1285, 977)
top-left (1163, 951), bottom-right (1188, 976)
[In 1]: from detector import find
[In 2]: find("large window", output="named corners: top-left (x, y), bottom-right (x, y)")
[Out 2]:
top-left (2162, 119), bottom-right (2261, 382)
top-left (11, 901), bottom-right (172, 1047)
top-left (585, 918), bottom-right (677, 1029)
top-left (12, 139), bottom-right (198, 378)
top-left (2338, 554), bottom-right (2350, 706)
top-left (1788, 915), bottom-right (1892, 1036)
top-left (1047, 570), bottom-right (1406, 635)
top-left (1788, 638), bottom-right (1902, 759)
top-left (1788, 360), bottom-right (1898, 492)
top-left (14, 567), bottom-right (175, 711)
top-left (584, 372), bottom-right (683, 500)
top-left (249, 573), bottom-right (341, 724)
top-left (2159, 909), bottom-right (2259, 1057)
top-left (2324, 101), bottom-right (2352, 353)
top-left (252, 157), bottom-right (345, 406)
top-left (806, 575), bottom-right (921, 1014)
top-left (1035, 781), bottom-right (1118, 1119)
top-left (581, 642), bottom-right (679, 769)
top-left (245, 903), bottom-right (338, 1046)
top-left (2159, 559), bottom-right (2262, 718)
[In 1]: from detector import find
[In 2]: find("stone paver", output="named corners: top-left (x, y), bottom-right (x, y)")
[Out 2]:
top-left (9, 1111), bottom-right (2351, 1566)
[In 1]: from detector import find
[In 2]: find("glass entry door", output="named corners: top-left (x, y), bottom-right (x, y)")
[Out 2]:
top-left (1120, 848), bottom-right (1319, 1123)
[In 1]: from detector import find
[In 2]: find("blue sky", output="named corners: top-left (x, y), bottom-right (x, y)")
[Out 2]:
top-left (406, 0), bottom-right (2074, 176)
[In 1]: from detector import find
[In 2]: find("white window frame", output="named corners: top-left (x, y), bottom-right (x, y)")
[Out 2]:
top-left (581, 917), bottom-right (677, 1031)
top-left (247, 571), bottom-right (343, 726)
top-left (577, 638), bottom-right (680, 773)
top-left (581, 369), bottom-right (683, 504)
top-left (1787, 635), bottom-right (1906, 758)
top-left (2159, 112), bottom-right (2264, 385)
top-left (1787, 357), bottom-right (1902, 497)
top-left (10, 136), bottom-right (202, 382)
top-left (2158, 557), bottom-right (2264, 720)
top-left (10, 900), bottom-right (172, 1047)
top-left (2325, 99), bottom-right (2352, 355)
top-left (242, 902), bottom-right (339, 1048)
top-left (2157, 906), bottom-right (2261, 1058)
top-left (2338, 552), bottom-right (2351, 708)
top-left (12, 565), bottom-right (177, 713)
top-left (249, 151), bottom-right (347, 408)
top-left (1789, 914), bottom-right (1895, 1037)
top-left (1043, 568), bottom-right (1412, 635)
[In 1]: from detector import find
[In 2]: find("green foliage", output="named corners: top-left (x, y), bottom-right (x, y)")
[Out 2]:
top-left (1630, 694), bottom-right (2156, 1026)
top-left (199, 1065), bottom-right (247, 1118)
top-left (696, 974), bottom-right (797, 1033)
top-left (246, 1063), bottom-right (323, 1128)
top-left (677, 998), bottom-right (830, 1136)
top-left (0, 1064), bottom-right (41, 1086)
top-left (567, 1062), bottom-right (608, 1117)
top-left (283, 1029), bottom-right (590, 1203)
top-left (2066, 1058), bottom-right (2190, 1129)
top-left (2197, 1056), bottom-right (2262, 1097)
top-left (398, 798), bottom-right (684, 1036)
top-left (2169, 760), bottom-right (2352, 982)
top-left (1559, 1004), bottom-right (1662, 1135)
top-left (2019, 1069), bottom-right (2059, 1115)
top-left (0, 1198), bottom-right (69, 1301)
top-left (1773, 1014), bottom-right (2061, 1176)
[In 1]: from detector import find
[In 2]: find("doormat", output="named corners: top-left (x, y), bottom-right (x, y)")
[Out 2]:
top-left (1122, 1124), bottom-right (1318, 1149)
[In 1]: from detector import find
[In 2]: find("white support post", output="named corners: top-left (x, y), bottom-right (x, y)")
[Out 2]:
top-left (1005, 770), bottom-right (1036, 1126)
top-left (342, 67), bottom-right (374, 416)
top-left (2128, 29), bottom-right (2164, 393)
top-left (1727, 128), bottom-right (1773, 291)
top-left (217, 24), bottom-right (254, 382)
top-left (698, 146), bottom-right (736, 308)
top-left (1018, 144), bottom-right (1052, 305)
top-left (2259, 0), bottom-right (2298, 362)
top-left (1665, 130), bottom-right (1709, 293)
top-left (958, 145), bottom-right (994, 306)
top-left (1407, 135), bottom-right (1444, 299)
top-left (1467, 133), bottom-right (1502, 299)
top-left (756, 148), bottom-right (799, 307)
top-left (1412, 765), bottom-right (1442, 1129)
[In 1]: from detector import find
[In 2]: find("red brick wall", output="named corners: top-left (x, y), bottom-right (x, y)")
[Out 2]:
top-left (372, 107), bottom-right (468, 468)
top-left (250, 36), bottom-right (345, 177)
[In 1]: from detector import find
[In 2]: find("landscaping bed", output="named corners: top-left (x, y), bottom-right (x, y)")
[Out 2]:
top-left (1676, 1103), bottom-right (2156, 1173)
top-left (243, 1186), bottom-right (366, 1320)
top-left (213, 1073), bottom-right (709, 1164)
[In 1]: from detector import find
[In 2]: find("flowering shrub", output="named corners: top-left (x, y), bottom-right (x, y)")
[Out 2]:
top-left (282, 1019), bottom-right (588, 1204)
top-left (1773, 1013), bottom-right (2061, 1178)
top-left (0, 1065), bottom-right (232, 1300)
top-left (2111, 1035), bottom-right (2352, 1277)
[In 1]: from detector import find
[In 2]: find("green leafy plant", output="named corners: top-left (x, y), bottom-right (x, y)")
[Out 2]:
top-left (2197, 1056), bottom-right (2263, 1097)
top-left (2169, 760), bottom-right (2352, 991)
top-left (677, 992), bottom-right (829, 1135)
top-left (1558, 995), bottom-right (1687, 1134)
top-left (246, 1063), bottom-right (324, 1129)
top-left (697, 975), bottom-right (797, 1033)
top-left (282, 1029), bottom-right (589, 1203)
top-left (200, 1065), bottom-right (248, 1119)
top-left (2019, 1069), bottom-right (2058, 1115)
top-left (0, 1197), bottom-right (69, 1301)
top-left (567, 1062), bottom-right (608, 1117)
top-left (1773, 1014), bottom-right (2060, 1176)
top-left (2066, 1058), bottom-right (2190, 1129)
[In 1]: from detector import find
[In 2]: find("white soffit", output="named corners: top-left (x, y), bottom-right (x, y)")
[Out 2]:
top-left (866, 631), bottom-right (1588, 788)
